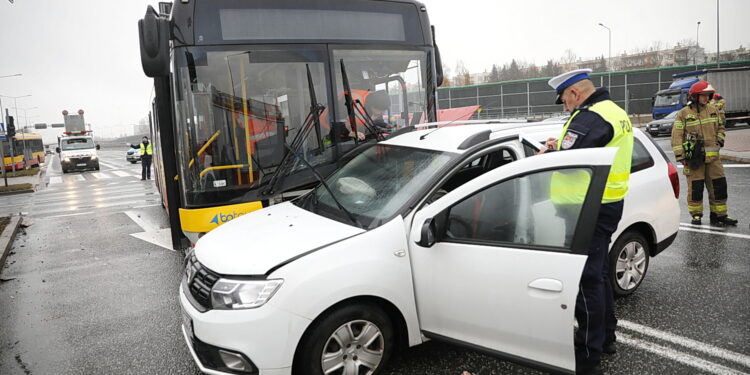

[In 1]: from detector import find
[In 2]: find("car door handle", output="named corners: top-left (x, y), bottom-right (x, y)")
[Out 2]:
top-left (528, 278), bottom-right (563, 292)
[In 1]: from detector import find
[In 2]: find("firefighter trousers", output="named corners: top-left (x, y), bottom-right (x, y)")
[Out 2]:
top-left (684, 159), bottom-right (727, 217)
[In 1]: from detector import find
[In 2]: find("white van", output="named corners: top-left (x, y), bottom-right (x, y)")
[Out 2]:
top-left (57, 136), bottom-right (100, 173)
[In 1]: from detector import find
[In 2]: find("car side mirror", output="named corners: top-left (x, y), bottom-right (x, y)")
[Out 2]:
top-left (96, 144), bottom-right (101, 150)
top-left (418, 218), bottom-right (437, 248)
top-left (55, 147), bottom-right (60, 153)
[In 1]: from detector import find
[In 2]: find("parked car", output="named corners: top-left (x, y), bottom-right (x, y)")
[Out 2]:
top-left (179, 122), bottom-right (680, 375)
top-left (126, 147), bottom-right (141, 163)
top-left (646, 110), bottom-right (679, 137)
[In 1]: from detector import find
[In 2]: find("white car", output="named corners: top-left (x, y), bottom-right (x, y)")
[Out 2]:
top-left (180, 121), bottom-right (680, 375)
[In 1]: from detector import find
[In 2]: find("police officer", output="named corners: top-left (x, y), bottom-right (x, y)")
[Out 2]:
top-left (131, 136), bottom-right (153, 180)
top-left (539, 69), bottom-right (633, 374)
top-left (671, 81), bottom-right (737, 226)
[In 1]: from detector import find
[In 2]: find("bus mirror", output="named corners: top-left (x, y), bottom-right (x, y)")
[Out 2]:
top-left (138, 5), bottom-right (170, 77)
top-left (55, 147), bottom-right (60, 153)
top-left (432, 26), bottom-right (444, 87)
top-left (96, 144), bottom-right (101, 150)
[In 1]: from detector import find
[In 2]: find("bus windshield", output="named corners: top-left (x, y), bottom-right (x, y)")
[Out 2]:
top-left (172, 45), bottom-right (430, 207)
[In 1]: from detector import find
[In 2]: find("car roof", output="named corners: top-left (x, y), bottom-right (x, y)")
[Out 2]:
top-left (383, 119), bottom-right (646, 153)
top-left (383, 120), bottom-right (565, 153)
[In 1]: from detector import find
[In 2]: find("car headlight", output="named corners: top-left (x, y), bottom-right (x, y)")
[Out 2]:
top-left (91, 156), bottom-right (98, 160)
top-left (211, 278), bottom-right (283, 310)
top-left (63, 157), bottom-right (70, 162)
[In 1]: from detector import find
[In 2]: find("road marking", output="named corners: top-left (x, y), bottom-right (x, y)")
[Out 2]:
top-left (91, 172), bottom-right (111, 180)
top-left (49, 176), bottom-right (62, 184)
top-left (678, 226), bottom-right (750, 239)
top-left (125, 210), bottom-right (176, 252)
top-left (45, 211), bottom-right (94, 219)
top-left (112, 170), bottom-right (131, 177)
top-left (97, 160), bottom-right (119, 169)
top-left (619, 333), bottom-right (746, 375)
top-left (619, 320), bottom-right (750, 368)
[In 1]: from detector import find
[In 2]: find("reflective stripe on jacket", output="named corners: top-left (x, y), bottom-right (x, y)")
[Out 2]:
top-left (552, 100), bottom-right (634, 204)
top-left (671, 103), bottom-right (724, 163)
top-left (140, 142), bottom-right (153, 156)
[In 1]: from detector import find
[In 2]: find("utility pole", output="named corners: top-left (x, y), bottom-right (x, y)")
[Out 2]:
top-left (716, 0), bottom-right (720, 68)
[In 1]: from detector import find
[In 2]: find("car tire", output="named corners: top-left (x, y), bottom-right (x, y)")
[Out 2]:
top-left (95, 163), bottom-right (100, 171)
top-left (609, 230), bottom-right (650, 297)
top-left (130, 161), bottom-right (137, 164)
top-left (293, 303), bottom-right (394, 375)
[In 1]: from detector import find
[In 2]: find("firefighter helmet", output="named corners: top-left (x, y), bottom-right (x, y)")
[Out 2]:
top-left (689, 80), bottom-right (715, 100)
top-left (713, 93), bottom-right (723, 100)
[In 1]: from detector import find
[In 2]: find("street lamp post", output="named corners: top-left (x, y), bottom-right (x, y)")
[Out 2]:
top-left (716, 0), bottom-right (720, 68)
top-left (598, 23), bottom-right (612, 87)
top-left (695, 21), bottom-right (701, 68)
top-left (0, 74), bottom-right (22, 184)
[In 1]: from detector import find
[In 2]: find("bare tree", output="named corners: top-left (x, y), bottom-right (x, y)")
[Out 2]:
top-left (455, 60), bottom-right (471, 86)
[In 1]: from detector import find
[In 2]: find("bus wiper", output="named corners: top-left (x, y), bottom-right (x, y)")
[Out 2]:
top-left (261, 64), bottom-right (326, 196)
top-left (340, 59), bottom-right (386, 142)
top-left (285, 143), bottom-right (362, 228)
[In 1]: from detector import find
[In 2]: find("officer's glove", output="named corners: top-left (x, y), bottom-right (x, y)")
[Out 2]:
top-left (718, 139), bottom-right (724, 147)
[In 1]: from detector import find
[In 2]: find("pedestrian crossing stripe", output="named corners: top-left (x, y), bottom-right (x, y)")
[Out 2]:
top-left (48, 171), bottom-right (143, 184)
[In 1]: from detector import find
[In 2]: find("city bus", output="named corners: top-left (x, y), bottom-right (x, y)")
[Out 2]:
top-left (139, 0), bottom-right (444, 249)
top-left (1, 132), bottom-right (45, 171)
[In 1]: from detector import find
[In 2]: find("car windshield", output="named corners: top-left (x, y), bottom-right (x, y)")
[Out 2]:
top-left (61, 138), bottom-right (94, 150)
top-left (654, 92), bottom-right (681, 107)
top-left (299, 144), bottom-right (453, 228)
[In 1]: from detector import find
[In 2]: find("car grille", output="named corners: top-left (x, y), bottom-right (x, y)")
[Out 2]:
top-left (70, 157), bottom-right (91, 163)
top-left (185, 253), bottom-right (220, 310)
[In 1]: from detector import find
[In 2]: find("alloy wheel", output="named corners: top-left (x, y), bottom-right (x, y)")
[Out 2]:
top-left (321, 319), bottom-right (384, 375)
top-left (615, 241), bottom-right (647, 291)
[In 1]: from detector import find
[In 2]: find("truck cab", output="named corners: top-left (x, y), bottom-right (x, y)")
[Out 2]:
top-left (56, 135), bottom-right (100, 173)
top-left (652, 77), bottom-right (698, 119)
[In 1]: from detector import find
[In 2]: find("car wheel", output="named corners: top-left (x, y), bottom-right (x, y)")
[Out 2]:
top-left (95, 163), bottom-right (100, 171)
top-left (609, 230), bottom-right (650, 297)
top-left (130, 161), bottom-right (137, 164)
top-left (293, 303), bottom-right (394, 375)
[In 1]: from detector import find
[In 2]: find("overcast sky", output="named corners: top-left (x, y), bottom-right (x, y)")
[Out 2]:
top-left (0, 0), bottom-right (748, 138)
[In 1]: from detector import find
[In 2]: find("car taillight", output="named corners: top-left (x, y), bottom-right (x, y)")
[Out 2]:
top-left (667, 162), bottom-right (679, 198)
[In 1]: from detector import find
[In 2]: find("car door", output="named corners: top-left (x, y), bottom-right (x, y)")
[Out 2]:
top-left (408, 147), bottom-right (617, 374)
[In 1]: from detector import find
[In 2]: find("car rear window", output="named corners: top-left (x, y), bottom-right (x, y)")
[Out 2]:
top-left (631, 138), bottom-right (655, 173)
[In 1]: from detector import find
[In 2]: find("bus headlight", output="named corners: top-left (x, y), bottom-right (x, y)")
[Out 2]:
top-left (211, 279), bottom-right (283, 310)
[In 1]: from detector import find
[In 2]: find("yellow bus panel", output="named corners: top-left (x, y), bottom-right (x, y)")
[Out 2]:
top-left (178, 201), bottom-right (264, 233)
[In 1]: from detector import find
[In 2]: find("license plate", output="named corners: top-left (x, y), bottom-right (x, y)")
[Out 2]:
top-left (181, 307), bottom-right (194, 341)
top-left (77, 163), bottom-right (86, 166)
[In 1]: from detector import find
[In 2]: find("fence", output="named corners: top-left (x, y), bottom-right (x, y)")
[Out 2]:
top-left (437, 60), bottom-right (750, 119)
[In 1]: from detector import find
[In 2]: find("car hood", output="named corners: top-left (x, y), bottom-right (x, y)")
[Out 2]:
top-left (195, 202), bottom-right (365, 276)
top-left (648, 119), bottom-right (674, 126)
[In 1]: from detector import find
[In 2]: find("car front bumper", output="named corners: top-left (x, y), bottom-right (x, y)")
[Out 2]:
top-left (126, 154), bottom-right (141, 162)
top-left (179, 284), bottom-right (309, 375)
top-left (61, 158), bottom-right (98, 170)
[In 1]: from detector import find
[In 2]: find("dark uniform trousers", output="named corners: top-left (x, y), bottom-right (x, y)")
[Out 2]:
top-left (575, 200), bottom-right (622, 367)
top-left (142, 155), bottom-right (153, 180)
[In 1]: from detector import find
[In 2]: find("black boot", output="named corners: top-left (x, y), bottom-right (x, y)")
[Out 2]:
top-left (603, 340), bottom-right (617, 355)
top-left (711, 213), bottom-right (738, 226)
top-left (691, 215), bottom-right (702, 225)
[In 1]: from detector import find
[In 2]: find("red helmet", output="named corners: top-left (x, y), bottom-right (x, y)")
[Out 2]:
top-left (689, 80), bottom-right (715, 99)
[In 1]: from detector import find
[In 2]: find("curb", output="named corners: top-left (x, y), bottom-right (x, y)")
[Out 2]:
top-left (0, 215), bottom-right (22, 275)
top-left (720, 155), bottom-right (750, 164)
top-left (0, 189), bottom-right (35, 196)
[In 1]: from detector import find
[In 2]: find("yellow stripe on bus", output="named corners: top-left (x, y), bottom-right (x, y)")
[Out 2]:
top-left (179, 201), bottom-right (264, 233)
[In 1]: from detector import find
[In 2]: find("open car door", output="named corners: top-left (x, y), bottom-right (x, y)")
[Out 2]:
top-left (409, 147), bottom-right (617, 374)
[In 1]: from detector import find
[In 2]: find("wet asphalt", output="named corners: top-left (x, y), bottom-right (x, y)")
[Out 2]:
top-left (0, 142), bottom-right (748, 374)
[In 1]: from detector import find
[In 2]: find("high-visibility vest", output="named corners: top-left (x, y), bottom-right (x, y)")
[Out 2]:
top-left (140, 142), bottom-right (153, 156)
top-left (551, 100), bottom-right (633, 204)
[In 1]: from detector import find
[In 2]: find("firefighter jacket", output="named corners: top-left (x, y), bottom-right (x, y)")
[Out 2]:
top-left (711, 98), bottom-right (726, 123)
top-left (671, 103), bottom-right (725, 163)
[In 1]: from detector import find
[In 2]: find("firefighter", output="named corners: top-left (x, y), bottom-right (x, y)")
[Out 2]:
top-left (711, 93), bottom-right (726, 125)
top-left (540, 68), bottom-right (633, 375)
top-left (671, 81), bottom-right (737, 226)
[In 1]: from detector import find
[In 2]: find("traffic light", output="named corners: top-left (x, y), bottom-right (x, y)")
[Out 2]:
top-left (6, 116), bottom-right (15, 137)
